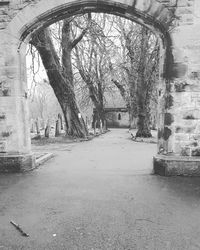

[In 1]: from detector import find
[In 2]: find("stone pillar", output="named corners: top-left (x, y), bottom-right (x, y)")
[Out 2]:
top-left (0, 30), bottom-right (35, 172)
top-left (154, 0), bottom-right (200, 176)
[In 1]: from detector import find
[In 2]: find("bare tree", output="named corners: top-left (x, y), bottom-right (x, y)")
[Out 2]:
top-left (108, 16), bottom-right (159, 136)
top-left (28, 14), bottom-right (159, 138)
top-left (30, 18), bottom-right (88, 138)
top-left (74, 14), bottom-right (113, 128)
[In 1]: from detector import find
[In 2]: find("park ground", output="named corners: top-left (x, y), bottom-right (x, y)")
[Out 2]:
top-left (1, 129), bottom-right (200, 249)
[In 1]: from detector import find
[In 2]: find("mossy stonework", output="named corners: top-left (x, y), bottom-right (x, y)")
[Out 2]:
top-left (0, 0), bottom-right (200, 174)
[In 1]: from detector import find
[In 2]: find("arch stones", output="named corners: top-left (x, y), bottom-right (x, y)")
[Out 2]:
top-left (0, 0), bottom-right (200, 175)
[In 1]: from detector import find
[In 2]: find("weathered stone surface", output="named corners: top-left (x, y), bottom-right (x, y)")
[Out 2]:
top-left (175, 133), bottom-right (190, 141)
top-left (154, 155), bottom-right (200, 176)
top-left (0, 153), bottom-right (35, 173)
top-left (181, 146), bottom-right (191, 156)
top-left (175, 125), bottom-right (196, 133)
top-left (191, 147), bottom-right (200, 156)
top-left (164, 113), bottom-right (174, 125)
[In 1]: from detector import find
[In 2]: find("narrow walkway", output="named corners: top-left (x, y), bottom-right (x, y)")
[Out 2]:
top-left (1, 129), bottom-right (200, 250)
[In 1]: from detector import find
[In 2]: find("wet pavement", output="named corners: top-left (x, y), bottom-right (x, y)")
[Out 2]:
top-left (1, 129), bottom-right (200, 250)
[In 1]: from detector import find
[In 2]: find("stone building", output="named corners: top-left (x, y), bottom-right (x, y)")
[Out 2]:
top-left (105, 108), bottom-right (130, 128)
top-left (1, 0), bottom-right (200, 175)
top-left (93, 107), bottom-right (130, 128)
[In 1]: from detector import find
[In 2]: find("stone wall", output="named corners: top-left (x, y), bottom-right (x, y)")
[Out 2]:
top-left (105, 109), bottom-right (130, 128)
top-left (168, 0), bottom-right (200, 156)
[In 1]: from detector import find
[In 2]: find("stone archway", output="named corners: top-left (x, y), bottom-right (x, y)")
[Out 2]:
top-left (0, 0), bottom-right (200, 175)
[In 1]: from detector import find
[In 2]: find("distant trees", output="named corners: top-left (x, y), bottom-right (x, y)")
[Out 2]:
top-left (107, 16), bottom-right (159, 137)
top-left (28, 79), bottom-right (62, 137)
top-left (74, 14), bottom-right (115, 128)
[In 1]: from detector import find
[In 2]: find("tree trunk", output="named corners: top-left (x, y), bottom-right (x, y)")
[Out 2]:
top-left (135, 88), bottom-right (152, 138)
top-left (128, 71), bottom-right (138, 129)
top-left (135, 27), bottom-right (152, 137)
top-left (136, 114), bottom-right (152, 137)
top-left (129, 112), bottom-right (137, 129)
top-left (74, 34), bottom-right (106, 132)
top-left (30, 28), bottom-right (88, 138)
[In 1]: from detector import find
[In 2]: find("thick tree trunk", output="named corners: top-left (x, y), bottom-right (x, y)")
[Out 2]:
top-left (128, 70), bottom-right (138, 129)
top-left (30, 28), bottom-right (88, 138)
top-left (129, 112), bottom-right (137, 129)
top-left (135, 27), bottom-right (152, 137)
top-left (61, 20), bottom-right (74, 88)
top-left (136, 114), bottom-right (152, 137)
top-left (136, 86), bottom-right (152, 138)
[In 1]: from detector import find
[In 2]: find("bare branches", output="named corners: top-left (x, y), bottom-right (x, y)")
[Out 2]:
top-left (28, 12), bottom-right (159, 135)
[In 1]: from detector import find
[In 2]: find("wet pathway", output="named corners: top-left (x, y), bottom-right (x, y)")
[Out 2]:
top-left (0, 129), bottom-right (200, 249)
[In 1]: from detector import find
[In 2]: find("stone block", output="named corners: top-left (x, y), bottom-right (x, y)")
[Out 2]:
top-left (177, 0), bottom-right (189, 7)
top-left (175, 125), bottom-right (196, 133)
top-left (174, 142), bottom-right (183, 154)
top-left (182, 119), bottom-right (197, 127)
top-left (0, 140), bottom-right (6, 152)
top-left (154, 155), bottom-right (200, 176)
top-left (164, 113), bottom-right (174, 125)
top-left (0, 153), bottom-right (35, 173)
top-left (190, 134), bottom-right (200, 141)
top-left (175, 133), bottom-right (190, 141)
top-left (172, 93), bottom-right (191, 109)
top-left (0, 22), bottom-right (6, 29)
top-left (183, 109), bottom-right (200, 120)
top-left (181, 146), bottom-right (191, 156)
top-left (191, 147), bottom-right (200, 157)
top-left (194, 122), bottom-right (200, 133)
top-left (176, 7), bottom-right (193, 15)
top-left (0, 112), bottom-right (6, 120)
top-left (173, 80), bottom-right (188, 92)
top-left (144, 1), bottom-right (163, 19)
